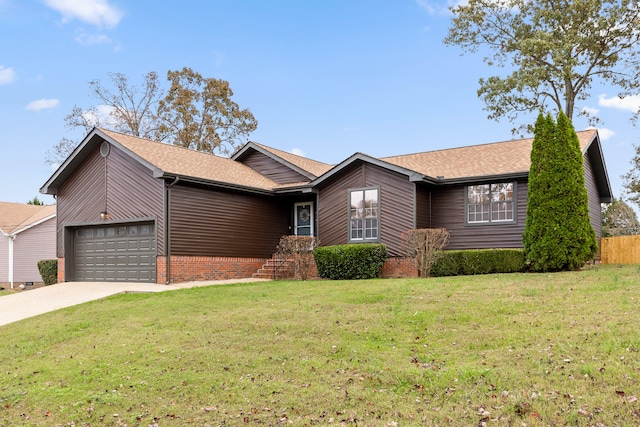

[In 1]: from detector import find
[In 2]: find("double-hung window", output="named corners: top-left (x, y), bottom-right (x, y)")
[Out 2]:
top-left (466, 182), bottom-right (515, 224)
top-left (349, 187), bottom-right (380, 241)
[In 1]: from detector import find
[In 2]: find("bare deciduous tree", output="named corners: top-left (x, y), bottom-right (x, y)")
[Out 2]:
top-left (276, 235), bottom-right (318, 281)
top-left (401, 228), bottom-right (450, 278)
top-left (46, 68), bottom-right (258, 165)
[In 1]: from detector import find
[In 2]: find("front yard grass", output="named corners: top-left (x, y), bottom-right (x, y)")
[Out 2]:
top-left (0, 265), bottom-right (639, 426)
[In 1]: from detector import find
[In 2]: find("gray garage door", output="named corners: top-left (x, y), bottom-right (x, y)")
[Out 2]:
top-left (73, 222), bottom-right (156, 282)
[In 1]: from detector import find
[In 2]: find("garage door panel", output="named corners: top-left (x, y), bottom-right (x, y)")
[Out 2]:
top-left (74, 222), bottom-right (156, 283)
top-left (138, 254), bottom-right (153, 265)
top-left (139, 239), bottom-right (152, 250)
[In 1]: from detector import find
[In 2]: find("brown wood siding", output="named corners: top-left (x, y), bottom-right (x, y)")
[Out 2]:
top-left (317, 162), bottom-right (414, 256)
top-left (14, 217), bottom-right (57, 282)
top-left (240, 150), bottom-right (309, 184)
top-left (56, 143), bottom-right (164, 257)
top-left (415, 184), bottom-right (432, 229)
top-left (431, 180), bottom-right (528, 249)
top-left (169, 184), bottom-right (289, 258)
top-left (583, 153), bottom-right (603, 239)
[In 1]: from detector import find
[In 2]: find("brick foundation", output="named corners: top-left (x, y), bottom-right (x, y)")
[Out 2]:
top-left (58, 257), bottom-right (65, 283)
top-left (56, 255), bottom-right (419, 284)
top-left (157, 256), bottom-right (268, 284)
top-left (380, 257), bottom-right (419, 278)
top-left (268, 257), bottom-right (418, 280)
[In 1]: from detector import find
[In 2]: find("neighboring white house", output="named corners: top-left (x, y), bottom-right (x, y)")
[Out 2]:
top-left (0, 202), bottom-right (56, 289)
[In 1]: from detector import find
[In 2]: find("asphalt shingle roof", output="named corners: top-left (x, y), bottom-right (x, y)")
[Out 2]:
top-left (100, 129), bottom-right (279, 191)
top-left (0, 202), bottom-right (56, 235)
top-left (381, 129), bottom-right (597, 180)
top-left (98, 128), bottom-right (599, 190)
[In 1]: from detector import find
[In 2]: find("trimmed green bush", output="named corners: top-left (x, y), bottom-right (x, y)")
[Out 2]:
top-left (431, 249), bottom-right (526, 277)
top-left (37, 259), bottom-right (58, 286)
top-left (313, 244), bottom-right (387, 280)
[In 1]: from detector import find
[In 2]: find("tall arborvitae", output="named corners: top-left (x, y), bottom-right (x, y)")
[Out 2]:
top-left (523, 112), bottom-right (597, 271)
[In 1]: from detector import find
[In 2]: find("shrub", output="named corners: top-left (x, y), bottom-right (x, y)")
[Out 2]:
top-left (431, 249), bottom-right (526, 277)
top-left (37, 259), bottom-right (58, 286)
top-left (523, 112), bottom-right (597, 271)
top-left (401, 228), bottom-right (450, 278)
top-left (276, 235), bottom-right (318, 280)
top-left (313, 244), bottom-right (387, 280)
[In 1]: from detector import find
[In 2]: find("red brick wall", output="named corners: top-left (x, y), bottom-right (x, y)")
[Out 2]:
top-left (280, 257), bottom-right (417, 279)
top-left (58, 255), bottom-right (418, 284)
top-left (57, 257), bottom-right (65, 283)
top-left (157, 256), bottom-right (268, 284)
top-left (380, 257), bottom-right (418, 278)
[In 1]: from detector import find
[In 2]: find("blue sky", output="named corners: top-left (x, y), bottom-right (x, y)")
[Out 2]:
top-left (1, 0), bottom-right (638, 206)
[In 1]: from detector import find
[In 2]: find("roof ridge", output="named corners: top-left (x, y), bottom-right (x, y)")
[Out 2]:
top-left (380, 129), bottom-right (596, 160)
top-left (381, 137), bottom-right (532, 160)
top-left (99, 128), bottom-right (228, 159)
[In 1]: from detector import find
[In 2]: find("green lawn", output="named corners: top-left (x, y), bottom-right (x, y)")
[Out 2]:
top-left (1, 265), bottom-right (639, 426)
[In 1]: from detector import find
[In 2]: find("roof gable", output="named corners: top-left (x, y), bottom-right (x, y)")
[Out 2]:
top-left (310, 152), bottom-right (430, 187)
top-left (0, 202), bottom-right (56, 235)
top-left (308, 129), bottom-right (611, 201)
top-left (232, 142), bottom-right (333, 179)
top-left (41, 128), bottom-right (281, 195)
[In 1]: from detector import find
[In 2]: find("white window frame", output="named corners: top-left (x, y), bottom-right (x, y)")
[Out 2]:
top-left (348, 187), bottom-right (380, 242)
top-left (465, 182), bottom-right (516, 225)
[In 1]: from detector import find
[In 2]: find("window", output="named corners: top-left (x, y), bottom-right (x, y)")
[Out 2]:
top-left (466, 182), bottom-right (515, 224)
top-left (349, 187), bottom-right (379, 241)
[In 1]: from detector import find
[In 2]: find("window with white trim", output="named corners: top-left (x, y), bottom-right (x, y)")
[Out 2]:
top-left (349, 187), bottom-right (379, 241)
top-left (466, 182), bottom-right (515, 224)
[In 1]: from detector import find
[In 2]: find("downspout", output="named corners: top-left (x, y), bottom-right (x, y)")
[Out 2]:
top-left (8, 235), bottom-right (15, 289)
top-left (164, 176), bottom-right (180, 285)
top-left (429, 190), bottom-right (432, 228)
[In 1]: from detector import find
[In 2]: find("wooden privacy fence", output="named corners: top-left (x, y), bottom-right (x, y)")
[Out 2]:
top-left (601, 235), bottom-right (640, 264)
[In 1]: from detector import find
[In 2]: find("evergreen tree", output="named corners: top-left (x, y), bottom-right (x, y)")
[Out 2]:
top-left (523, 112), bottom-right (597, 271)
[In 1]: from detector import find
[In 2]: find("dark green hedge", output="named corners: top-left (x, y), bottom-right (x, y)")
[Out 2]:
top-left (431, 249), bottom-right (526, 277)
top-left (313, 244), bottom-right (387, 280)
top-left (37, 259), bottom-right (58, 286)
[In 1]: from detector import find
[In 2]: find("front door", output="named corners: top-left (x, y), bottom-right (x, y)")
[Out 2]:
top-left (294, 202), bottom-right (314, 236)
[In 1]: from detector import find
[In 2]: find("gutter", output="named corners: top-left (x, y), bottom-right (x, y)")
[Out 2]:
top-left (164, 176), bottom-right (180, 285)
top-left (154, 172), bottom-right (275, 196)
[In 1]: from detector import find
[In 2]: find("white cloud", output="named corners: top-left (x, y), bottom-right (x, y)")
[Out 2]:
top-left (589, 127), bottom-right (615, 141)
top-left (0, 65), bottom-right (16, 84)
top-left (290, 148), bottom-right (305, 157)
top-left (75, 30), bottom-right (111, 46)
top-left (415, 0), bottom-right (437, 14)
top-left (416, 0), bottom-right (469, 14)
top-left (80, 104), bottom-right (118, 127)
top-left (43, 0), bottom-right (123, 28)
top-left (25, 98), bottom-right (59, 111)
top-left (598, 94), bottom-right (640, 113)
top-left (582, 106), bottom-right (599, 116)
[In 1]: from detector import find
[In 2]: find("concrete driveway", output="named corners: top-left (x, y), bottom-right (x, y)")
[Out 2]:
top-left (0, 278), bottom-right (268, 327)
